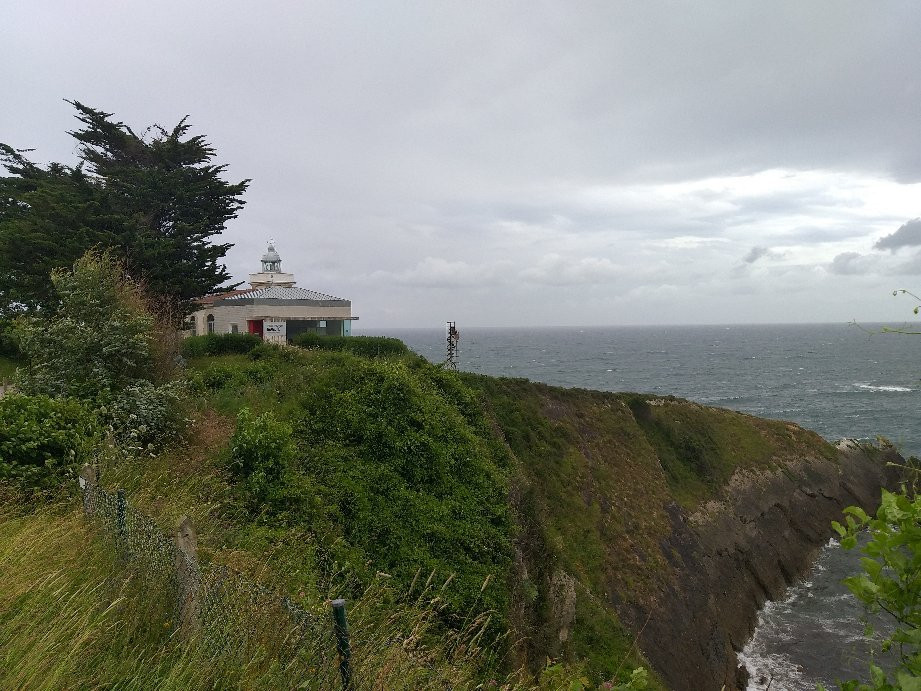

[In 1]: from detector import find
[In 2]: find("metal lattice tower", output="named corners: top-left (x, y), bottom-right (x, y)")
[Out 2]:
top-left (445, 321), bottom-right (460, 370)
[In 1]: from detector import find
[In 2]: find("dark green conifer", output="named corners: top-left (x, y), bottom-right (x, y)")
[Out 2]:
top-left (0, 101), bottom-right (249, 318)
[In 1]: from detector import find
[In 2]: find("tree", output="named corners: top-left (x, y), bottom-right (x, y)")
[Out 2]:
top-left (0, 150), bottom-right (116, 315)
top-left (0, 101), bottom-right (249, 317)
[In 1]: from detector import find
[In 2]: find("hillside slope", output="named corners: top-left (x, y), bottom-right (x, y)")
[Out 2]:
top-left (469, 375), bottom-right (899, 690)
top-left (2, 341), bottom-right (897, 689)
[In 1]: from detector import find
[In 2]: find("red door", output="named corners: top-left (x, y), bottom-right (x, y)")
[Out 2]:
top-left (247, 319), bottom-right (264, 337)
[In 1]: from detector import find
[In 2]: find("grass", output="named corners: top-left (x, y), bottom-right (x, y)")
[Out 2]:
top-left (0, 501), bottom-right (518, 689)
top-left (466, 375), bottom-right (839, 688)
top-left (467, 375), bottom-right (667, 686)
top-left (58, 347), bottom-right (519, 689)
top-left (622, 393), bottom-right (837, 508)
top-left (4, 340), bottom-right (834, 689)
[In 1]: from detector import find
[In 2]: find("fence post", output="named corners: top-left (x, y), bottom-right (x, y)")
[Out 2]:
top-left (331, 598), bottom-right (353, 691)
top-left (78, 464), bottom-right (97, 516)
top-left (174, 515), bottom-right (201, 633)
top-left (115, 488), bottom-right (127, 542)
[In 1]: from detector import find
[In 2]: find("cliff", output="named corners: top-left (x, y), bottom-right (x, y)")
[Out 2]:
top-left (5, 340), bottom-right (897, 689)
top-left (468, 375), bottom-right (899, 690)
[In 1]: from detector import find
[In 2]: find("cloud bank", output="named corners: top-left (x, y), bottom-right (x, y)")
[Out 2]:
top-left (2, 2), bottom-right (920, 326)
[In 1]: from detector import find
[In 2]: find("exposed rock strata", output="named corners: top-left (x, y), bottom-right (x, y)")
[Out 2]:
top-left (637, 442), bottom-right (901, 691)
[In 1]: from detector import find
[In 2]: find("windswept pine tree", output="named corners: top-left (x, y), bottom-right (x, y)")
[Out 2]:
top-left (0, 101), bottom-right (249, 318)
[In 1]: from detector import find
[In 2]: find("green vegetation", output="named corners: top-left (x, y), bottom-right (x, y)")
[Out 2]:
top-left (466, 375), bottom-right (838, 686)
top-left (833, 485), bottom-right (921, 689)
top-left (5, 251), bottom-right (851, 688)
top-left (196, 346), bottom-right (512, 633)
top-left (292, 332), bottom-right (410, 357)
top-left (0, 504), bottom-right (503, 690)
top-left (0, 394), bottom-right (98, 489)
top-left (181, 332), bottom-right (262, 357)
top-left (0, 101), bottom-right (248, 317)
top-left (0, 355), bottom-right (16, 383)
top-left (13, 250), bottom-right (170, 401)
top-left (622, 393), bottom-right (836, 507)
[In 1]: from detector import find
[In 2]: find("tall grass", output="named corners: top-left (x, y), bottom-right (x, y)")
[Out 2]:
top-left (0, 504), bottom-right (519, 689)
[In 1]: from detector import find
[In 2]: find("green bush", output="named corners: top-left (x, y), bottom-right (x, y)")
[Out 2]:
top-left (0, 393), bottom-right (98, 488)
top-left (291, 333), bottom-right (409, 358)
top-left (180, 333), bottom-right (262, 358)
top-left (227, 407), bottom-right (301, 511)
top-left (0, 319), bottom-right (19, 359)
top-left (290, 355), bottom-right (511, 626)
top-left (13, 251), bottom-right (159, 401)
top-left (195, 360), bottom-right (281, 391)
top-left (100, 381), bottom-right (188, 454)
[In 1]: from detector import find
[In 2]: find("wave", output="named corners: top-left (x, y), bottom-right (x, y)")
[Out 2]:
top-left (854, 383), bottom-right (913, 393)
top-left (740, 649), bottom-right (809, 691)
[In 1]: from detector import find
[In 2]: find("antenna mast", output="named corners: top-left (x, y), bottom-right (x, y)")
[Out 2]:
top-left (445, 321), bottom-right (460, 370)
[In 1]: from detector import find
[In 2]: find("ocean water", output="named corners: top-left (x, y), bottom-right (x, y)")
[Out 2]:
top-left (359, 323), bottom-right (919, 688)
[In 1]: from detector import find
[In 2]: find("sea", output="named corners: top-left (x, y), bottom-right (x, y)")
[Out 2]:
top-left (358, 323), bottom-right (920, 690)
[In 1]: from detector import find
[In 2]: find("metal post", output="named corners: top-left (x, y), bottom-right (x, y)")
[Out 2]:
top-left (116, 488), bottom-right (127, 541)
top-left (331, 598), bottom-right (353, 690)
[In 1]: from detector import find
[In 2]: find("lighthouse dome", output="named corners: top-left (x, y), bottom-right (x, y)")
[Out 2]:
top-left (262, 244), bottom-right (281, 264)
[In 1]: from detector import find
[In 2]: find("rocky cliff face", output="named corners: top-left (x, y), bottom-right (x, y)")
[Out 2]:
top-left (469, 375), bottom-right (901, 690)
top-left (636, 441), bottom-right (901, 690)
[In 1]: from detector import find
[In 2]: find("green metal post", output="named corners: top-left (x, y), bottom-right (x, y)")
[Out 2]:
top-left (331, 598), bottom-right (353, 690)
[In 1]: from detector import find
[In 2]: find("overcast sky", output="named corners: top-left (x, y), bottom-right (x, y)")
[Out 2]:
top-left (3, 1), bottom-right (920, 327)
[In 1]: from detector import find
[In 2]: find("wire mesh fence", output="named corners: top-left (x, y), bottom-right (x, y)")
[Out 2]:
top-left (77, 465), bottom-right (350, 689)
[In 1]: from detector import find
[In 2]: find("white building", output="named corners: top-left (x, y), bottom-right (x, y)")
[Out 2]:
top-left (187, 243), bottom-right (357, 343)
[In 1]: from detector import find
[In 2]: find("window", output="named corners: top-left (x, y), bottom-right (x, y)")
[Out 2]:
top-left (207, 314), bottom-right (215, 334)
top-left (319, 320), bottom-right (326, 327)
top-left (230, 323), bottom-right (239, 334)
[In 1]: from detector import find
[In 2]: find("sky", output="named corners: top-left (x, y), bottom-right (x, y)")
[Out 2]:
top-left (3, 1), bottom-right (920, 328)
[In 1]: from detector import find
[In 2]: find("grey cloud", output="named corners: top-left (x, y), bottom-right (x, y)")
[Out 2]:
top-left (829, 252), bottom-right (874, 276)
top-left (518, 255), bottom-right (622, 286)
top-left (744, 247), bottom-right (771, 264)
top-left (3, 2), bottom-right (921, 326)
top-left (893, 249), bottom-right (921, 276)
top-left (875, 219), bottom-right (921, 252)
top-left (366, 257), bottom-right (512, 289)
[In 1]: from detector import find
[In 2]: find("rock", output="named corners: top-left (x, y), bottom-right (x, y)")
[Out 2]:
top-left (637, 443), bottom-right (901, 691)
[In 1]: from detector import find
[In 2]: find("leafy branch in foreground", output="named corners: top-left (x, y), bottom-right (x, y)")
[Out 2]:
top-left (880, 290), bottom-right (921, 335)
top-left (832, 489), bottom-right (921, 690)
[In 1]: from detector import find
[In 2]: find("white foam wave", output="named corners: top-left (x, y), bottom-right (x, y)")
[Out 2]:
top-left (854, 383), bottom-right (912, 392)
top-left (740, 649), bottom-right (809, 691)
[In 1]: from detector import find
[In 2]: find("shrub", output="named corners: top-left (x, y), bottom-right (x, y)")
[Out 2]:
top-left (13, 251), bottom-right (161, 400)
top-left (180, 333), bottom-right (262, 358)
top-left (291, 333), bottom-right (409, 358)
top-left (291, 356), bottom-right (511, 626)
top-left (0, 318), bottom-right (19, 359)
top-left (227, 407), bottom-right (297, 509)
top-left (0, 393), bottom-right (98, 489)
top-left (100, 381), bottom-right (188, 454)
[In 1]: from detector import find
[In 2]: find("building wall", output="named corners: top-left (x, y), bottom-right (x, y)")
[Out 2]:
top-left (190, 304), bottom-right (353, 337)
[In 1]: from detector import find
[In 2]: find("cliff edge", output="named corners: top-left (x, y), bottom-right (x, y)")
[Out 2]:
top-left (468, 376), bottom-right (900, 690)
top-left (641, 439), bottom-right (900, 690)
